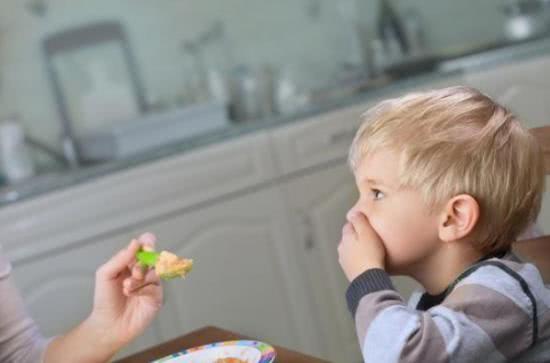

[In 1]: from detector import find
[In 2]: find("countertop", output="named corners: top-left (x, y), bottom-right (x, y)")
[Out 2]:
top-left (2, 34), bottom-right (550, 208)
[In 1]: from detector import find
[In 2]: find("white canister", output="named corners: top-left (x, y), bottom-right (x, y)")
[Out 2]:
top-left (0, 121), bottom-right (35, 183)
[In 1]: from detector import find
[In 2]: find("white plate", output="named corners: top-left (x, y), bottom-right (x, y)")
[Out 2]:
top-left (152, 340), bottom-right (276, 363)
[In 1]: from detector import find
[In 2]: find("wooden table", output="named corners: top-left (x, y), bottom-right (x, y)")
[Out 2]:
top-left (114, 326), bottom-right (330, 363)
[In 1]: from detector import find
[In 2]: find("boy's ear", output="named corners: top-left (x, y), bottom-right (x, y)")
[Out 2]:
top-left (438, 194), bottom-right (480, 243)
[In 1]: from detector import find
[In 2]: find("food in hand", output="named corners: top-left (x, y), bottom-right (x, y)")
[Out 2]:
top-left (136, 250), bottom-right (193, 280)
top-left (155, 251), bottom-right (193, 279)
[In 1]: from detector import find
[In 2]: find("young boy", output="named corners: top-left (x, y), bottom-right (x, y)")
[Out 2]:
top-left (338, 86), bottom-right (549, 362)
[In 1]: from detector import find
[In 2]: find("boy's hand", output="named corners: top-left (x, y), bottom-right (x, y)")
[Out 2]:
top-left (338, 212), bottom-right (386, 282)
top-left (88, 233), bottom-right (163, 351)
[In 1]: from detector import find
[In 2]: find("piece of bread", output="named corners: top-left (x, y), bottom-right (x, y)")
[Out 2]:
top-left (155, 251), bottom-right (193, 279)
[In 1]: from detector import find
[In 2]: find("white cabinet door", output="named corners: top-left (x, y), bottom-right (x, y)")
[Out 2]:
top-left (281, 162), bottom-right (360, 363)
top-left (9, 229), bottom-right (163, 359)
top-left (0, 131), bottom-right (276, 264)
top-left (131, 187), bottom-right (319, 356)
top-left (280, 162), bottom-right (419, 363)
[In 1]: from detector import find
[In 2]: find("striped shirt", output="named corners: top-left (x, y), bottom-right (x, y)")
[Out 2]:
top-left (346, 253), bottom-right (550, 362)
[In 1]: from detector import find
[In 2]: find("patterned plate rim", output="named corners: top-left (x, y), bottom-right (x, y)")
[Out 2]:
top-left (151, 339), bottom-right (276, 363)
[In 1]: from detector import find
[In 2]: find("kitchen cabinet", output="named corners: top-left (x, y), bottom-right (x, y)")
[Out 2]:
top-left (268, 73), bottom-right (466, 177)
top-left (9, 230), bottom-right (129, 337)
top-left (0, 131), bottom-right (276, 264)
top-left (270, 103), bottom-right (367, 175)
top-left (279, 162), bottom-right (361, 362)
top-left (131, 186), bottom-right (319, 356)
top-left (1, 130), bottom-right (279, 358)
top-left (463, 54), bottom-right (550, 129)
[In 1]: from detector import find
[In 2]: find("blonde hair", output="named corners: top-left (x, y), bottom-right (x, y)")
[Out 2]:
top-left (349, 86), bottom-right (545, 254)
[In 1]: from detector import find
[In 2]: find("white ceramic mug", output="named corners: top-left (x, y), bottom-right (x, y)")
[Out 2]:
top-left (0, 121), bottom-right (35, 183)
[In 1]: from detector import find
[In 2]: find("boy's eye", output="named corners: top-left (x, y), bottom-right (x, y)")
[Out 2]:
top-left (371, 189), bottom-right (384, 200)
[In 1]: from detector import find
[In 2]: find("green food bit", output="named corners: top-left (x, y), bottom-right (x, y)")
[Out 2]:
top-left (136, 250), bottom-right (159, 267)
top-left (136, 250), bottom-right (193, 281)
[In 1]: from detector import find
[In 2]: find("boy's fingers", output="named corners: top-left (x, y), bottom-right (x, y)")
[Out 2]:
top-left (341, 222), bottom-right (356, 237)
top-left (349, 212), bottom-right (376, 240)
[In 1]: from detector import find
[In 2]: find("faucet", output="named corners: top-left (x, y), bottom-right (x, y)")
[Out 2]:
top-left (25, 135), bottom-right (75, 168)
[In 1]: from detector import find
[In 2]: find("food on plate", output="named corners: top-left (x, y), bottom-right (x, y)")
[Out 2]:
top-left (214, 358), bottom-right (248, 363)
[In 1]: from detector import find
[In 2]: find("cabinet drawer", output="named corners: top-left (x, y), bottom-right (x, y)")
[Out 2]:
top-left (270, 103), bottom-right (370, 174)
top-left (464, 55), bottom-right (550, 90)
top-left (0, 131), bottom-right (277, 262)
top-left (463, 54), bottom-right (550, 128)
top-left (269, 72), bottom-right (466, 175)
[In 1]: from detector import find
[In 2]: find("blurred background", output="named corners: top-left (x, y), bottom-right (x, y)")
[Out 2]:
top-left (0, 0), bottom-right (547, 178)
top-left (0, 1), bottom-right (549, 362)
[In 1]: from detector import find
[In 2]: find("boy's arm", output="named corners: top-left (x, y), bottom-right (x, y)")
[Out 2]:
top-left (347, 267), bottom-right (536, 363)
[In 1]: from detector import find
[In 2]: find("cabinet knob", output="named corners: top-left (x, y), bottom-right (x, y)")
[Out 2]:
top-left (299, 212), bottom-right (315, 251)
top-left (304, 234), bottom-right (315, 250)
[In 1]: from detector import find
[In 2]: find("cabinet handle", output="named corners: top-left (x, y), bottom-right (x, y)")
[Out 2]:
top-left (299, 212), bottom-right (315, 251)
top-left (162, 288), bottom-right (169, 306)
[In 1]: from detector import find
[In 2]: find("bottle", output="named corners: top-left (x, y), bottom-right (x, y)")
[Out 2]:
top-left (0, 121), bottom-right (35, 183)
top-left (228, 64), bottom-right (274, 122)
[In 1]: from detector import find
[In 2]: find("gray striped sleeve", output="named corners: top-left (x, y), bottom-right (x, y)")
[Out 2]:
top-left (351, 265), bottom-right (537, 362)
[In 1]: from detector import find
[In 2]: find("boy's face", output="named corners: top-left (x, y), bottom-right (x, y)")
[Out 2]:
top-left (347, 149), bottom-right (441, 275)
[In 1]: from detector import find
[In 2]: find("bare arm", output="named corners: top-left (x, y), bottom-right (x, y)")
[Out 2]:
top-left (44, 234), bottom-right (162, 363)
top-left (44, 318), bottom-right (119, 363)
top-left (0, 233), bottom-right (162, 363)
top-left (0, 261), bottom-right (49, 363)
